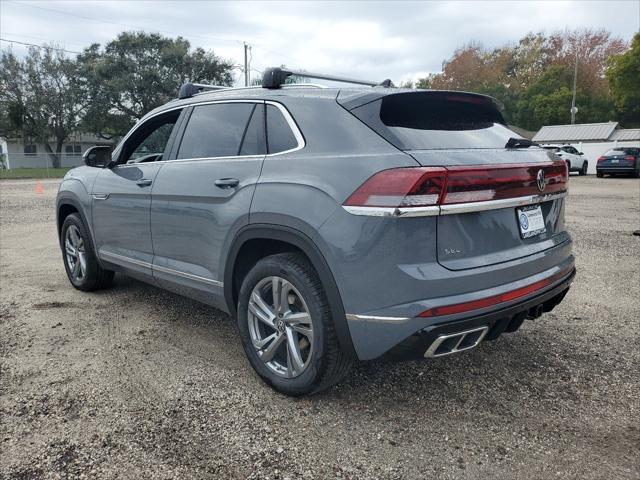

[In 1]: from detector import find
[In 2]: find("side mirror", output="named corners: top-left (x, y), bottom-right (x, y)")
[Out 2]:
top-left (579, 152), bottom-right (584, 155)
top-left (83, 146), bottom-right (112, 168)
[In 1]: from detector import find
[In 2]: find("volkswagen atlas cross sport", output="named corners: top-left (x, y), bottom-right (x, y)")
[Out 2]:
top-left (56, 67), bottom-right (575, 396)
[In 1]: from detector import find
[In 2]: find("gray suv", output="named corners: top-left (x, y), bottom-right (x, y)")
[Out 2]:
top-left (57, 68), bottom-right (575, 395)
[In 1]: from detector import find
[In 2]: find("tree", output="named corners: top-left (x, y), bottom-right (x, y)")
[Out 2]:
top-left (0, 47), bottom-right (88, 167)
top-left (413, 29), bottom-right (627, 129)
top-left (606, 32), bottom-right (640, 127)
top-left (79, 31), bottom-right (235, 138)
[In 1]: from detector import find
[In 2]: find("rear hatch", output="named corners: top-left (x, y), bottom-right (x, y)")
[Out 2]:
top-left (598, 148), bottom-right (639, 168)
top-left (340, 90), bottom-right (569, 271)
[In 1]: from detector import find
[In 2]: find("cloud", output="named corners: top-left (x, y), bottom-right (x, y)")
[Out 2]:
top-left (1, 0), bottom-right (638, 85)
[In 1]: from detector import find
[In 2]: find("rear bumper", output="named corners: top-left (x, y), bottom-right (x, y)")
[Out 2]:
top-left (346, 258), bottom-right (575, 360)
top-left (596, 167), bottom-right (636, 173)
top-left (384, 268), bottom-right (574, 360)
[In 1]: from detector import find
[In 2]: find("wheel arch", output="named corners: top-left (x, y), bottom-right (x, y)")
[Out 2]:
top-left (224, 224), bottom-right (357, 360)
top-left (56, 194), bottom-right (103, 266)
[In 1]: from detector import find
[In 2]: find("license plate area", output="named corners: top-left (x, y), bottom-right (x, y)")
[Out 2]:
top-left (517, 205), bottom-right (546, 239)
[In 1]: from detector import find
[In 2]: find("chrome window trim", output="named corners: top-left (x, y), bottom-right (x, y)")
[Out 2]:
top-left (342, 191), bottom-right (567, 217)
top-left (112, 99), bottom-right (304, 165)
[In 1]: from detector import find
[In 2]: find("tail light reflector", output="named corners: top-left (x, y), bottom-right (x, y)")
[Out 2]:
top-left (419, 266), bottom-right (573, 318)
top-left (343, 162), bottom-right (567, 210)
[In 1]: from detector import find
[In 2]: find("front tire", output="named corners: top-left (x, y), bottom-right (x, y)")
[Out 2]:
top-left (237, 252), bottom-right (352, 396)
top-left (61, 213), bottom-right (114, 291)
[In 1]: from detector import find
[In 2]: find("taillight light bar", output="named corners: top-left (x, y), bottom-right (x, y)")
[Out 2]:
top-left (343, 162), bottom-right (568, 216)
top-left (418, 266), bottom-right (573, 318)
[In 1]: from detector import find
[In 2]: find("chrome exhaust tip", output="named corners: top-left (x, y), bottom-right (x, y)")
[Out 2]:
top-left (424, 326), bottom-right (489, 358)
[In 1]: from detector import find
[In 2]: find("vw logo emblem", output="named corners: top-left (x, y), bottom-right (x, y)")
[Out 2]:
top-left (536, 169), bottom-right (546, 192)
top-left (519, 212), bottom-right (529, 230)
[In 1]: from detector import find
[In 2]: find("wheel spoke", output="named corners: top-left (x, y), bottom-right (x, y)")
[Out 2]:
top-left (77, 252), bottom-right (87, 277)
top-left (285, 326), bottom-right (305, 376)
top-left (72, 258), bottom-right (81, 277)
top-left (249, 291), bottom-right (276, 327)
top-left (259, 333), bottom-right (285, 363)
top-left (65, 240), bottom-right (77, 258)
top-left (271, 277), bottom-right (282, 313)
top-left (284, 312), bottom-right (311, 325)
top-left (69, 226), bottom-right (80, 246)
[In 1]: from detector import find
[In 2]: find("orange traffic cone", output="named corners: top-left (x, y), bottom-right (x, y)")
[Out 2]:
top-left (35, 181), bottom-right (44, 195)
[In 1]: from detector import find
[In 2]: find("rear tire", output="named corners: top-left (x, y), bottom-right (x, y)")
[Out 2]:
top-left (596, 171), bottom-right (604, 178)
top-left (61, 213), bottom-right (114, 291)
top-left (579, 162), bottom-right (588, 176)
top-left (237, 252), bottom-right (352, 396)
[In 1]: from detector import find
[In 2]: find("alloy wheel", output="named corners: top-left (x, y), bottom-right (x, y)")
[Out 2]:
top-left (247, 276), bottom-right (314, 378)
top-left (65, 225), bottom-right (87, 282)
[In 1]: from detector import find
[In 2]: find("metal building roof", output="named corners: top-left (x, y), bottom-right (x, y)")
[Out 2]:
top-left (532, 122), bottom-right (618, 142)
top-left (610, 129), bottom-right (640, 141)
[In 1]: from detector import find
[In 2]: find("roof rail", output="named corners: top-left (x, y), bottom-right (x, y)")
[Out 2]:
top-left (262, 67), bottom-right (389, 89)
top-left (178, 82), bottom-right (228, 99)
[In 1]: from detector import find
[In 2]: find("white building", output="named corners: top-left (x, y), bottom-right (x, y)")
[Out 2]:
top-left (532, 122), bottom-right (640, 174)
top-left (0, 134), bottom-right (116, 169)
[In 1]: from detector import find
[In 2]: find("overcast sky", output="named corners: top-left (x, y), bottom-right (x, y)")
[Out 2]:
top-left (1, 0), bottom-right (638, 86)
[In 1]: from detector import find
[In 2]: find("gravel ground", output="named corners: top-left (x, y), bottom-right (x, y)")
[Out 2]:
top-left (1, 176), bottom-right (638, 479)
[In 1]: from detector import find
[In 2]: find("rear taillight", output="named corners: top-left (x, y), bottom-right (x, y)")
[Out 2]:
top-left (597, 156), bottom-right (606, 164)
top-left (343, 162), bottom-right (567, 211)
top-left (624, 155), bottom-right (636, 162)
top-left (343, 167), bottom-right (446, 208)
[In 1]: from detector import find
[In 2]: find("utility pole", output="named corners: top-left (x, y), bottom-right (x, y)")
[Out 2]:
top-left (570, 52), bottom-right (578, 124)
top-left (243, 42), bottom-right (249, 86)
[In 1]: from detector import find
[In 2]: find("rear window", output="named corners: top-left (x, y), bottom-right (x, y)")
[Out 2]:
top-left (351, 92), bottom-right (517, 150)
top-left (604, 148), bottom-right (639, 156)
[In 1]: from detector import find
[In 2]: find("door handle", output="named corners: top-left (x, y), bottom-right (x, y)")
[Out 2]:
top-left (214, 178), bottom-right (239, 189)
top-left (136, 179), bottom-right (153, 187)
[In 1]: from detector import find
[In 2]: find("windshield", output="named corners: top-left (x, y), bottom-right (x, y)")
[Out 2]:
top-left (350, 92), bottom-right (517, 150)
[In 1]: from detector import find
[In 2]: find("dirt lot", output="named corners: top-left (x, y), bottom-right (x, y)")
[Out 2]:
top-left (1, 176), bottom-right (638, 479)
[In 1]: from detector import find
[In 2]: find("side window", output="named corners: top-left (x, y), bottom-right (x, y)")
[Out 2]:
top-left (239, 104), bottom-right (267, 156)
top-left (120, 110), bottom-right (181, 164)
top-left (266, 104), bottom-right (298, 154)
top-left (177, 103), bottom-right (254, 159)
top-left (24, 144), bottom-right (37, 155)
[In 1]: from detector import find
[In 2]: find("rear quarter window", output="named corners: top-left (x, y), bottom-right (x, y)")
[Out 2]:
top-left (266, 104), bottom-right (298, 154)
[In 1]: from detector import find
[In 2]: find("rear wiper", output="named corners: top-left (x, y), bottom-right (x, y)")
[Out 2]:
top-left (505, 137), bottom-right (538, 149)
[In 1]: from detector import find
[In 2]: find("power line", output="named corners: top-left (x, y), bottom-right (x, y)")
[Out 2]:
top-left (5, 0), bottom-right (307, 69)
top-left (5, 0), bottom-right (244, 47)
top-left (0, 37), bottom-right (82, 55)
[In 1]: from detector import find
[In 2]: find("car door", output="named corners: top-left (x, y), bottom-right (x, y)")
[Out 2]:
top-left (150, 101), bottom-right (266, 308)
top-left (92, 109), bottom-right (184, 278)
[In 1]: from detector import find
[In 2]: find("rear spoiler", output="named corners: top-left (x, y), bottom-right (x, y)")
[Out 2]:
top-left (336, 89), bottom-right (504, 112)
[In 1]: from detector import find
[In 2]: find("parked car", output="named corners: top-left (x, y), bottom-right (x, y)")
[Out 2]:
top-left (596, 147), bottom-right (640, 178)
top-left (542, 144), bottom-right (588, 175)
top-left (56, 68), bottom-right (575, 395)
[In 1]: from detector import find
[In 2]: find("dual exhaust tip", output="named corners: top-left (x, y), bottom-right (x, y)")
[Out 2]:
top-left (424, 326), bottom-right (489, 358)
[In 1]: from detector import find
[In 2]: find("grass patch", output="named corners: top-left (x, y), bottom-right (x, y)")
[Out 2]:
top-left (0, 168), bottom-right (71, 179)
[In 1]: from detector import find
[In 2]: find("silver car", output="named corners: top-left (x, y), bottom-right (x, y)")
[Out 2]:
top-left (57, 68), bottom-right (575, 395)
